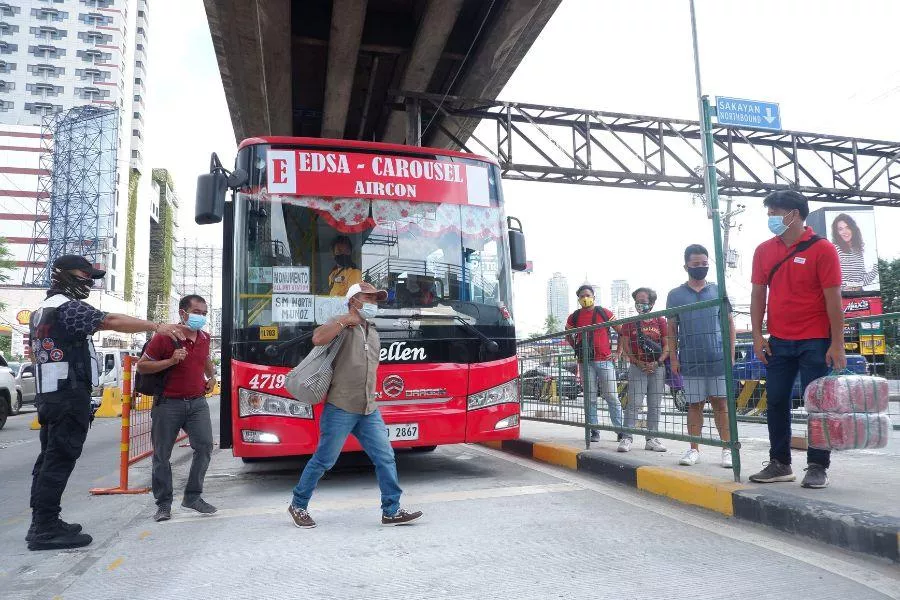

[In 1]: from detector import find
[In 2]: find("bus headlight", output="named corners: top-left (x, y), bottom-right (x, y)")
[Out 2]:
top-left (239, 388), bottom-right (313, 419)
top-left (467, 379), bottom-right (519, 410)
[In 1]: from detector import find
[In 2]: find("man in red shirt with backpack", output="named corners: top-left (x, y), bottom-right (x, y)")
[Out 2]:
top-left (137, 294), bottom-right (218, 521)
top-left (566, 285), bottom-right (621, 442)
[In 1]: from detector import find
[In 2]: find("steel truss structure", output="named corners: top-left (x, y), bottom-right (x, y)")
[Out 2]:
top-left (172, 244), bottom-right (223, 339)
top-left (399, 91), bottom-right (900, 206)
top-left (25, 106), bottom-right (119, 286)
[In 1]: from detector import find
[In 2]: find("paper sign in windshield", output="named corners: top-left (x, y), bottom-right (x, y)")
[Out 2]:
top-left (272, 266), bottom-right (310, 293)
top-left (272, 294), bottom-right (314, 322)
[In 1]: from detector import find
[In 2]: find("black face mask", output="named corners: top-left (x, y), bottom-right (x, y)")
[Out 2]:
top-left (52, 270), bottom-right (94, 300)
top-left (334, 254), bottom-right (352, 268)
top-left (687, 266), bottom-right (709, 281)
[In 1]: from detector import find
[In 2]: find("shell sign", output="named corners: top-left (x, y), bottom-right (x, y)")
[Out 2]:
top-left (16, 309), bottom-right (32, 325)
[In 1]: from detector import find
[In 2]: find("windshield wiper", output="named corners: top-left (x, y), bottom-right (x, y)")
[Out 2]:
top-left (264, 330), bottom-right (314, 357)
top-left (378, 311), bottom-right (499, 352)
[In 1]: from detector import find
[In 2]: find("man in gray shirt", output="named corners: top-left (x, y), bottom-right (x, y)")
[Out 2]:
top-left (287, 282), bottom-right (423, 529)
top-left (667, 244), bottom-right (735, 468)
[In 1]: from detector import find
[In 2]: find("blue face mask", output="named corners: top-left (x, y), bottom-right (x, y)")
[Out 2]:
top-left (185, 313), bottom-right (207, 331)
top-left (359, 303), bottom-right (378, 320)
top-left (768, 213), bottom-right (794, 236)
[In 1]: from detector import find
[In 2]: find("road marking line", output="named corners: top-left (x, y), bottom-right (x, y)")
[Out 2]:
top-left (138, 531), bottom-right (151, 540)
top-left (469, 444), bottom-right (900, 598)
top-left (163, 483), bottom-right (582, 524)
top-left (106, 558), bottom-right (124, 571)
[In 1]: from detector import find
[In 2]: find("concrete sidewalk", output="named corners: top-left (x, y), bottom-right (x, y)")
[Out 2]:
top-left (485, 419), bottom-right (900, 562)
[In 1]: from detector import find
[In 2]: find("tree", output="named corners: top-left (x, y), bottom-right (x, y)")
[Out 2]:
top-left (0, 238), bottom-right (14, 312)
top-left (544, 315), bottom-right (561, 334)
top-left (877, 258), bottom-right (900, 314)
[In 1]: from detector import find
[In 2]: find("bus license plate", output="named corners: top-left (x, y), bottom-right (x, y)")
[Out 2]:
top-left (387, 423), bottom-right (419, 441)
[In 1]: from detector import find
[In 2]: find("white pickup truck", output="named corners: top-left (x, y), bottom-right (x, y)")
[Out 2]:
top-left (0, 355), bottom-right (18, 430)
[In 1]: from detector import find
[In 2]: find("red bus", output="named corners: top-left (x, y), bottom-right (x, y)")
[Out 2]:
top-left (194, 137), bottom-right (528, 459)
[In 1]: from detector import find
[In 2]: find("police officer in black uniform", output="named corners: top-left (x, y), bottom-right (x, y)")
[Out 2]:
top-left (27, 255), bottom-right (185, 551)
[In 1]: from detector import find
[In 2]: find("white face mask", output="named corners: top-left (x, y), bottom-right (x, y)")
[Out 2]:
top-left (359, 302), bottom-right (378, 320)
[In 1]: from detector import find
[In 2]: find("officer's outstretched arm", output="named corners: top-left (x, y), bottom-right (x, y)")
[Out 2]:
top-left (101, 313), bottom-right (185, 341)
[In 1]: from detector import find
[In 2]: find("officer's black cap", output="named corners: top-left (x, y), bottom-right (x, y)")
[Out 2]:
top-left (52, 255), bottom-right (106, 279)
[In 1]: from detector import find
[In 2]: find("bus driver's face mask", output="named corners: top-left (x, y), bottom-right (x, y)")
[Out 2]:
top-left (334, 253), bottom-right (352, 268)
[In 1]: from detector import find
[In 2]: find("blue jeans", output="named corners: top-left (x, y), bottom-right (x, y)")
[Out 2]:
top-left (292, 403), bottom-right (402, 516)
top-left (583, 360), bottom-right (623, 428)
top-left (765, 337), bottom-right (831, 468)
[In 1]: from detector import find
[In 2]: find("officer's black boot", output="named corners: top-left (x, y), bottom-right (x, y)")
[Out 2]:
top-left (27, 521), bottom-right (92, 551)
top-left (25, 518), bottom-right (83, 543)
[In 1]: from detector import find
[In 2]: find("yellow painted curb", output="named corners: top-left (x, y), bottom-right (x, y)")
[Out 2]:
top-left (481, 440), bottom-right (502, 449)
top-left (30, 414), bottom-right (40, 430)
top-left (636, 466), bottom-right (746, 516)
top-left (532, 442), bottom-right (579, 470)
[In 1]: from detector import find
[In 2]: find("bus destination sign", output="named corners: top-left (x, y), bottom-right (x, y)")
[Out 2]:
top-left (266, 150), bottom-right (489, 206)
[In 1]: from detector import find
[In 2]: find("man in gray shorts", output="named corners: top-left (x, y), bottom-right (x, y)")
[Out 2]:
top-left (666, 244), bottom-right (735, 468)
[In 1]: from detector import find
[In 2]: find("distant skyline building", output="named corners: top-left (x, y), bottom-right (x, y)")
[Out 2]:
top-left (610, 279), bottom-right (634, 320)
top-left (547, 272), bottom-right (569, 326)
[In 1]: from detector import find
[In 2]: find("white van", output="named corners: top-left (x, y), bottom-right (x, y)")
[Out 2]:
top-left (93, 347), bottom-right (137, 396)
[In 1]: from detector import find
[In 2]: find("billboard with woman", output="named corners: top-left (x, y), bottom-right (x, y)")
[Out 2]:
top-left (808, 206), bottom-right (880, 296)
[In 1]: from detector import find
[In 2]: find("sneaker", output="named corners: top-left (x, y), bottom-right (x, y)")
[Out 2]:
top-left (801, 463), bottom-right (829, 489)
top-left (644, 438), bottom-right (667, 452)
top-left (382, 508), bottom-right (423, 526)
top-left (721, 448), bottom-right (733, 469)
top-left (154, 506), bottom-right (171, 522)
top-left (288, 505), bottom-right (317, 529)
top-left (181, 498), bottom-right (218, 515)
top-left (26, 519), bottom-right (81, 543)
top-left (589, 431), bottom-right (600, 442)
top-left (27, 523), bottom-right (92, 551)
top-left (617, 437), bottom-right (632, 452)
top-left (679, 449), bottom-right (700, 466)
top-left (748, 459), bottom-right (795, 483)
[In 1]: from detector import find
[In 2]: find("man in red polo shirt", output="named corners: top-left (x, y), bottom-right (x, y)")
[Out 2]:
top-left (138, 294), bottom-right (218, 521)
top-left (748, 191), bottom-right (846, 489)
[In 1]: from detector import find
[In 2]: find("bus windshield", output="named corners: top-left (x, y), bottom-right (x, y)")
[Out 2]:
top-left (231, 145), bottom-right (515, 366)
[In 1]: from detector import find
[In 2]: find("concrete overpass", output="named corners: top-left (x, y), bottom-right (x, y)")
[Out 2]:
top-left (203, 0), bottom-right (561, 148)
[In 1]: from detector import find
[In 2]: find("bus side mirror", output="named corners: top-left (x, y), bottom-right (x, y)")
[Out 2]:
top-left (195, 171), bottom-right (227, 224)
top-left (507, 216), bottom-right (527, 272)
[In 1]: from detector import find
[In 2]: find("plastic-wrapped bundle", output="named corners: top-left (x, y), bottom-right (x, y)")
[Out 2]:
top-left (807, 412), bottom-right (891, 450)
top-left (803, 373), bottom-right (889, 414)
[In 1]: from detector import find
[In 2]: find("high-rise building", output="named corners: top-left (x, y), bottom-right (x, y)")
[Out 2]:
top-left (610, 279), bottom-right (635, 320)
top-left (0, 0), bottom-right (150, 351)
top-left (147, 168), bottom-right (178, 322)
top-left (547, 272), bottom-right (569, 326)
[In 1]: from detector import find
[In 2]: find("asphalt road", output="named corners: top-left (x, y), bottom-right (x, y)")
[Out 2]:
top-left (1, 400), bottom-right (898, 600)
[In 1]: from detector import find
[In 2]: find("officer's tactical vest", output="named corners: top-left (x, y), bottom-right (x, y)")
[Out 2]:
top-left (29, 293), bottom-right (100, 401)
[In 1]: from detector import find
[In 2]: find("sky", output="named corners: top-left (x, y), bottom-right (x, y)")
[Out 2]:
top-left (145, 0), bottom-right (900, 337)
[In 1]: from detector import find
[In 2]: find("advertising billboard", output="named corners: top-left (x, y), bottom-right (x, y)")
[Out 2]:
top-left (841, 296), bottom-right (884, 356)
top-left (808, 206), bottom-right (880, 297)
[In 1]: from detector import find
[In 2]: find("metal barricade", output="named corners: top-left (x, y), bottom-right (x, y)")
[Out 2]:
top-left (519, 298), bottom-right (743, 481)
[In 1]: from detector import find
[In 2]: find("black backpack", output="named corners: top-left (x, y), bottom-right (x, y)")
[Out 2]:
top-left (133, 338), bottom-right (182, 397)
top-left (567, 307), bottom-right (610, 361)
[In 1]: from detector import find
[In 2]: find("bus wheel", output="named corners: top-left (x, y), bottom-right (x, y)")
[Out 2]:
top-left (410, 445), bottom-right (437, 453)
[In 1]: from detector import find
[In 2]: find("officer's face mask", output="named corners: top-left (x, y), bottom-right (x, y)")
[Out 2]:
top-left (53, 269), bottom-right (94, 300)
top-left (578, 295), bottom-right (594, 309)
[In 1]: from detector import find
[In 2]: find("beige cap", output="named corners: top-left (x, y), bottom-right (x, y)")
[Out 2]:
top-left (346, 281), bottom-right (388, 302)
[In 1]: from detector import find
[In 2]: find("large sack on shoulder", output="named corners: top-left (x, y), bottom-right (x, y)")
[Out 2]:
top-left (803, 373), bottom-right (889, 414)
top-left (284, 332), bottom-right (347, 405)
